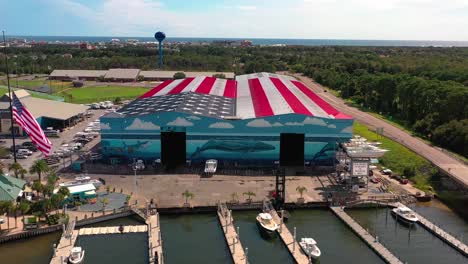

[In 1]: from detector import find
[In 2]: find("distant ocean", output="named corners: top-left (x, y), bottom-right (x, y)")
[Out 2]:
top-left (9, 36), bottom-right (468, 47)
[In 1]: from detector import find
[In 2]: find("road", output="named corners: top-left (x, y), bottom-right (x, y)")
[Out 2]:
top-left (293, 73), bottom-right (468, 189)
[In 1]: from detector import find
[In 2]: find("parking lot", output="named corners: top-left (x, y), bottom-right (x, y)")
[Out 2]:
top-left (0, 109), bottom-right (107, 178)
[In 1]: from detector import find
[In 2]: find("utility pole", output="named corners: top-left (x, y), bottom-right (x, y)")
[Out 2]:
top-left (2, 31), bottom-right (17, 163)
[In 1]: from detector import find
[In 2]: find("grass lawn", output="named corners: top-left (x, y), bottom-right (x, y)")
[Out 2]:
top-left (353, 121), bottom-right (436, 190)
top-left (62, 85), bottom-right (150, 103)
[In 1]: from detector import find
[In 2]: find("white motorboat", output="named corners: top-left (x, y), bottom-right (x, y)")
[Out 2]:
top-left (256, 213), bottom-right (278, 238)
top-left (391, 205), bottom-right (418, 224)
top-left (68, 247), bottom-right (85, 264)
top-left (299, 237), bottom-right (321, 259)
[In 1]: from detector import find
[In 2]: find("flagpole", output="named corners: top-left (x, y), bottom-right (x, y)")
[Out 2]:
top-left (2, 31), bottom-right (17, 163)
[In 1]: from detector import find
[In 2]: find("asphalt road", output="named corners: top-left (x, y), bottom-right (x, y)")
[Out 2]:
top-left (293, 73), bottom-right (468, 189)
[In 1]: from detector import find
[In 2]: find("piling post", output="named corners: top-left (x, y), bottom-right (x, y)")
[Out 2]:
top-left (225, 217), bottom-right (228, 233)
top-left (229, 210), bottom-right (232, 225)
top-left (156, 212), bottom-right (159, 227)
top-left (245, 247), bottom-right (248, 264)
top-left (280, 209), bottom-right (284, 233)
top-left (293, 227), bottom-right (296, 252)
top-left (237, 226), bottom-right (240, 239)
top-left (233, 237), bottom-right (236, 254)
top-left (158, 230), bottom-right (161, 245)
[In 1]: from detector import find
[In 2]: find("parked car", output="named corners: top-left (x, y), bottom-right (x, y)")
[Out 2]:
top-left (22, 141), bottom-right (34, 147)
top-left (381, 169), bottom-right (393, 175)
top-left (16, 154), bottom-right (28, 159)
top-left (10, 145), bottom-right (22, 152)
top-left (399, 176), bottom-right (409, 185)
top-left (0, 218), bottom-right (4, 224)
top-left (17, 148), bottom-right (33, 156)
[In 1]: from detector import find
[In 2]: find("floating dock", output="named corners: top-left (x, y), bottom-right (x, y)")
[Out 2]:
top-left (218, 203), bottom-right (247, 264)
top-left (50, 229), bottom-right (79, 264)
top-left (78, 225), bottom-right (147, 235)
top-left (147, 212), bottom-right (164, 264)
top-left (393, 202), bottom-right (468, 257)
top-left (267, 208), bottom-right (310, 264)
top-left (330, 206), bottom-right (403, 264)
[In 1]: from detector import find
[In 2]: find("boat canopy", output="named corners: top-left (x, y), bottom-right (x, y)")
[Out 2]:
top-left (259, 213), bottom-right (273, 220)
top-left (302, 238), bottom-right (317, 245)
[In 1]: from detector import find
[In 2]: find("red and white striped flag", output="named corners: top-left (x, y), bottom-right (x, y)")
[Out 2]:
top-left (11, 92), bottom-right (52, 156)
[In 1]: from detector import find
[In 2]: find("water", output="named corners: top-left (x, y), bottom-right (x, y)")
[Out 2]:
top-left (77, 233), bottom-right (148, 264)
top-left (348, 207), bottom-right (468, 264)
top-left (233, 210), bottom-right (294, 264)
top-left (160, 214), bottom-right (232, 264)
top-left (286, 209), bottom-right (385, 264)
top-left (0, 232), bottom-right (61, 264)
top-left (9, 35), bottom-right (468, 47)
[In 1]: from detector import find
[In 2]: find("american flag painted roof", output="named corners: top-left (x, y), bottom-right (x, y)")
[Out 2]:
top-left (139, 72), bottom-right (352, 120)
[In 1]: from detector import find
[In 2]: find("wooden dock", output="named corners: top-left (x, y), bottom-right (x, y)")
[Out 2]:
top-left (330, 206), bottom-right (403, 264)
top-left (147, 212), bottom-right (164, 264)
top-left (263, 203), bottom-right (310, 264)
top-left (78, 225), bottom-right (147, 235)
top-left (217, 203), bottom-right (247, 264)
top-left (393, 202), bottom-right (468, 257)
top-left (50, 229), bottom-right (79, 264)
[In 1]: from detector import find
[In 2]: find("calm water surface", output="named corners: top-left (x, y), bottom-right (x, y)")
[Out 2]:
top-left (160, 214), bottom-right (232, 264)
top-left (348, 207), bottom-right (468, 264)
top-left (286, 209), bottom-right (385, 264)
top-left (233, 210), bottom-right (294, 264)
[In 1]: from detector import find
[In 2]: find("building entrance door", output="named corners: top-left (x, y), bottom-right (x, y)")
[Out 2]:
top-left (161, 132), bottom-right (186, 168)
top-left (280, 133), bottom-right (304, 166)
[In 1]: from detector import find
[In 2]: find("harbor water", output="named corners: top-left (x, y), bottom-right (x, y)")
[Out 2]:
top-left (347, 205), bottom-right (468, 264)
top-left (0, 205), bottom-right (467, 264)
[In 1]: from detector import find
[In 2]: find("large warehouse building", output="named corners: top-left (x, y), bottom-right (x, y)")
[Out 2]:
top-left (100, 72), bottom-right (353, 167)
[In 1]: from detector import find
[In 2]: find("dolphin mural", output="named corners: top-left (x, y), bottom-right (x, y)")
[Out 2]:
top-left (191, 139), bottom-right (275, 158)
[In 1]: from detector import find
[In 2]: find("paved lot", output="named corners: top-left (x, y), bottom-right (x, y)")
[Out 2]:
top-left (293, 73), bottom-right (468, 188)
top-left (0, 109), bottom-right (106, 179)
top-left (58, 173), bottom-right (335, 208)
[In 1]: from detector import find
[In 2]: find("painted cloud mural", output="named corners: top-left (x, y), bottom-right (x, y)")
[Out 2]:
top-left (285, 117), bottom-right (328, 127)
top-left (100, 123), bottom-right (111, 130)
top-left (246, 119), bottom-right (274, 128)
top-left (125, 118), bottom-right (160, 130)
top-left (167, 117), bottom-right (194, 127)
top-left (209, 122), bottom-right (234, 129)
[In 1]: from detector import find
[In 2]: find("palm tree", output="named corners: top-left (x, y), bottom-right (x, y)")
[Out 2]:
top-left (10, 204), bottom-right (18, 228)
top-left (31, 180), bottom-right (44, 197)
top-left (182, 190), bottom-right (194, 205)
top-left (18, 201), bottom-right (30, 224)
top-left (29, 160), bottom-right (50, 182)
top-left (18, 168), bottom-right (27, 179)
top-left (8, 162), bottom-right (23, 178)
top-left (0, 201), bottom-right (13, 229)
top-left (58, 186), bottom-right (70, 197)
top-left (101, 198), bottom-right (109, 212)
top-left (50, 194), bottom-right (65, 215)
top-left (243, 191), bottom-right (256, 202)
top-left (296, 186), bottom-right (307, 199)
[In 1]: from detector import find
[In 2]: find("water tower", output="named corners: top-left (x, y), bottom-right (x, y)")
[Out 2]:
top-left (154, 31), bottom-right (166, 68)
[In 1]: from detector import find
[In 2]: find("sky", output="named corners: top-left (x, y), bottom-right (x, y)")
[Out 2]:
top-left (2, 0), bottom-right (468, 41)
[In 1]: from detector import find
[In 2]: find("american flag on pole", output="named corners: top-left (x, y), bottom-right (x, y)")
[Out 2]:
top-left (11, 92), bottom-right (52, 156)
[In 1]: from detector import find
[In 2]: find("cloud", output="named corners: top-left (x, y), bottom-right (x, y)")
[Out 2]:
top-left (209, 122), bottom-right (234, 129)
top-left (167, 117), bottom-right (194, 127)
top-left (187, 115), bottom-right (201, 120)
top-left (340, 126), bottom-right (353, 133)
top-left (246, 119), bottom-right (273, 128)
top-left (125, 118), bottom-right (160, 130)
top-left (285, 117), bottom-right (328, 127)
top-left (100, 123), bottom-right (111, 130)
top-left (303, 117), bottom-right (327, 126)
top-left (272, 122), bottom-right (283, 127)
top-left (237, 5), bottom-right (257, 11)
top-left (328, 124), bottom-right (337, 129)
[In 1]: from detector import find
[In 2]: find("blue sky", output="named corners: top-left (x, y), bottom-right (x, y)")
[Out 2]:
top-left (3, 0), bottom-right (468, 40)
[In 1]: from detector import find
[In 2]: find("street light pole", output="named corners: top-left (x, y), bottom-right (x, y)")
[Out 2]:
top-left (133, 158), bottom-right (137, 204)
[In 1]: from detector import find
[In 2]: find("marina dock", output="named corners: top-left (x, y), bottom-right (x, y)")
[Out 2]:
top-left (147, 212), bottom-right (164, 264)
top-left (50, 229), bottom-right (79, 264)
top-left (78, 225), bottom-right (147, 235)
top-left (265, 207), bottom-right (310, 264)
top-left (393, 202), bottom-right (468, 257)
top-left (330, 206), bottom-right (403, 264)
top-left (217, 203), bottom-right (247, 264)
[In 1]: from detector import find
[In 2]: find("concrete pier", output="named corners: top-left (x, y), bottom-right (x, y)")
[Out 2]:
top-left (393, 202), bottom-right (468, 257)
top-left (50, 230), bottom-right (79, 264)
top-left (78, 225), bottom-right (147, 235)
top-left (267, 209), bottom-right (310, 264)
top-left (217, 203), bottom-right (247, 264)
top-left (330, 206), bottom-right (403, 264)
top-left (147, 212), bottom-right (164, 264)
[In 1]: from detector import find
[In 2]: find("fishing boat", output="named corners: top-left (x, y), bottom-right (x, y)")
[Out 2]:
top-left (299, 237), bottom-right (321, 259)
top-left (68, 247), bottom-right (85, 264)
top-left (256, 212), bottom-right (278, 238)
top-left (391, 205), bottom-right (418, 224)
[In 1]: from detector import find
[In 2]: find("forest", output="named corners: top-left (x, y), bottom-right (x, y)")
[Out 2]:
top-left (1, 44), bottom-right (467, 157)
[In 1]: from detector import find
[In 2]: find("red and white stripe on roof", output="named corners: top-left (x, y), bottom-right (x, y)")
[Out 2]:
top-left (140, 72), bottom-right (351, 120)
